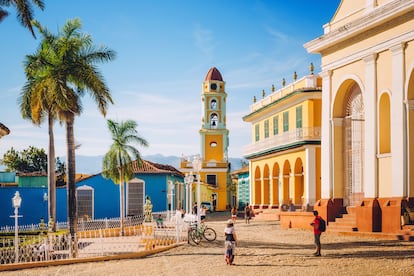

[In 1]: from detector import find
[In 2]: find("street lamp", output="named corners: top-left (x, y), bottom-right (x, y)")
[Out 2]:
top-left (184, 172), bottom-right (194, 214)
top-left (192, 155), bottom-right (202, 225)
top-left (11, 191), bottom-right (22, 263)
top-left (168, 180), bottom-right (175, 220)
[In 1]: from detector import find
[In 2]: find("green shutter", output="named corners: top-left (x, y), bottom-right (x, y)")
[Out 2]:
top-left (296, 106), bottom-right (302, 128)
top-left (283, 112), bottom-right (289, 132)
top-left (273, 116), bottom-right (278, 135)
top-left (264, 120), bottom-right (269, 138)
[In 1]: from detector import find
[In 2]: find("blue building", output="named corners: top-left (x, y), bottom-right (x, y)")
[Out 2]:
top-left (0, 160), bottom-right (184, 227)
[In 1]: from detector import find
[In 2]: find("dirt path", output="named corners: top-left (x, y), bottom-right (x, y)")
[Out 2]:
top-left (2, 218), bottom-right (414, 276)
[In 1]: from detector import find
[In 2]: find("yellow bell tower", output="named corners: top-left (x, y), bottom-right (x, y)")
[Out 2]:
top-left (199, 67), bottom-right (230, 211)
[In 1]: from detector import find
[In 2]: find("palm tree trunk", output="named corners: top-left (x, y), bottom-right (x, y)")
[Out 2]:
top-left (47, 114), bottom-right (56, 232)
top-left (66, 116), bottom-right (77, 257)
top-left (119, 168), bottom-right (125, 236)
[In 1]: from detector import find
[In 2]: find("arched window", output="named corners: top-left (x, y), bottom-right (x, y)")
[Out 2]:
top-left (210, 99), bottom-right (217, 110)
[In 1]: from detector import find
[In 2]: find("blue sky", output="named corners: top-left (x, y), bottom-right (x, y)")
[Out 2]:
top-left (0, 0), bottom-right (341, 160)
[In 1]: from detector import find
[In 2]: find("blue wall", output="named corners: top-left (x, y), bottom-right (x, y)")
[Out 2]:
top-left (0, 187), bottom-right (49, 227)
top-left (0, 172), bottom-right (183, 227)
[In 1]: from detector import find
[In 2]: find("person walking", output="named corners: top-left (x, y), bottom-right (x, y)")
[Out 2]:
top-left (244, 203), bottom-right (251, 224)
top-left (224, 219), bottom-right (238, 265)
top-left (310, 210), bottom-right (322, 256)
top-left (231, 207), bottom-right (237, 223)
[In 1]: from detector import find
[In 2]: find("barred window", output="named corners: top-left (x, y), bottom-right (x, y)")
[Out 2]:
top-left (127, 179), bottom-right (145, 216)
top-left (77, 185), bottom-right (94, 220)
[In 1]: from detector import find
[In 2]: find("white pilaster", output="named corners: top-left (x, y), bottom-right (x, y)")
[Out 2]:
top-left (390, 43), bottom-right (407, 196)
top-left (305, 146), bottom-right (316, 205)
top-left (320, 70), bottom-right (333, 199)
top-left (363, 53), bottom-right (378, 197)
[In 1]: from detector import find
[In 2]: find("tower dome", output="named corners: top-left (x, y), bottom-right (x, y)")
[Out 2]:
top-left (204, 67), bottom-right (223, 81)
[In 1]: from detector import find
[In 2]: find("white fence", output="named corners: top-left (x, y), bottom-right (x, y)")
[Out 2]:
top-left (0, 212), bottom-right (189, 265)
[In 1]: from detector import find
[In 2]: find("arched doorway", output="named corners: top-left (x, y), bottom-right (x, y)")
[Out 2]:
top-left (294, 158), bottom-right (304, 205)
top-left (263, 164), bottom-right (270, 207)
top-left (254, 166), bottom-right (261, 207)
top-left (282, 160), bottom-right (291, 205)
top-left (343, 83), bottom-right (365, 206)
top-left (272, 162), bottom-right (280, 206)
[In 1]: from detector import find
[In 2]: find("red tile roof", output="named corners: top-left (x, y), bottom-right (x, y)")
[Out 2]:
top-left (132, 159), bottom-right (184, 177)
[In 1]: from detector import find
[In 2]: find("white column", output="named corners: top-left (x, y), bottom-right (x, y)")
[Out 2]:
top-left (363, 53), bottom-right (378, 198)
top-left (305, 146), bottom-right (316, 205)
top-left (278, 170), bottom-right (283, 205)
top-left (320, 70), bottom-right (333, 199)
top-left (391, 43), bottom-right (407, 196)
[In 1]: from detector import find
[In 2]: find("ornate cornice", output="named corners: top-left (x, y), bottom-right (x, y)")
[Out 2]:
top-left (305, 0), bottom-right (414, 53)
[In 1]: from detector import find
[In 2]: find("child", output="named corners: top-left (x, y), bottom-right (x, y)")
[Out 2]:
top-left (231, 207), bottom-right (237, 223)
top-left (224, 219), bottom-right (238, 265)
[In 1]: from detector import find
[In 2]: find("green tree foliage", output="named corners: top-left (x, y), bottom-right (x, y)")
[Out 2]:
top-left (0, 0), bottom-right (45, 38)
top-left (26, 18), bottom-right (116, 241)
top-left (0, 146), bottom-right (47, 172)
top-left (103, 119), bottom-right (148, 235)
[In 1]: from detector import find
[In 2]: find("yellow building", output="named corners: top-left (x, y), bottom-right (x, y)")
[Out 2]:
top-left (180, 67), bottom-right (230, 211)
top-left (305, 0), bottom-right (414, 232)
top-left (243, 72), bottom-right (322, 211)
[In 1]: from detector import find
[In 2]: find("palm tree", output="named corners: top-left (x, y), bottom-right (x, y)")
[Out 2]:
top-left (19, 33), bottom-right (61, 231)
top-left (0, 0), bottom-right (45, 38)
top-left (102, 119), bottom-right (148, 236)
top-left (27, 18), bottom-right (116, 242)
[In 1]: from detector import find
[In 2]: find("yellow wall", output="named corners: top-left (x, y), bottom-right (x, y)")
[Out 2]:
top-left (251, 99), bottom-right (320, 142)
top-left (204, 134), bottom-right (223, 161)
top-left (199, 171), bottom-right (228, 211)
top-left (250, 148), bottom-right (321, 205)
top-left (377, 50), bottom-right (392, 92)
top-left (378, 156), bottom-right (392, 197)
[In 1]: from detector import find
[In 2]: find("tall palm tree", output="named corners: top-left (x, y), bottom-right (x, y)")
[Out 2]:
top-left (102, 119), bottom-right (148, 236)
top-left (19, 52), bottom-right (58, 231)
top-left (0, 0), bottom-right (44, 38)
top-left (27, 18), bottom-right (116, 242)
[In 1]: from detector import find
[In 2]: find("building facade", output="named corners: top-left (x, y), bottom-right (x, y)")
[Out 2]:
top-left (180, 67), bottom-right (230, 211)
top-left (230, 166), bottom-right (250, 210)
top-left (243, 73), bottom-right (322, 211)
top-left (305, 0), bottom-right (414, 232)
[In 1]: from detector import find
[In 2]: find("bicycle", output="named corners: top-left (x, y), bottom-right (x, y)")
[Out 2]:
top-left (188, 222), bottom-right (217, 244)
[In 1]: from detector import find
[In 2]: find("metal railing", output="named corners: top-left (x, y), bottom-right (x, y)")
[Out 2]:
top-left (0, 213), bottom-right (189, 265)
top-left (243, 127), bottom-right (321, 156)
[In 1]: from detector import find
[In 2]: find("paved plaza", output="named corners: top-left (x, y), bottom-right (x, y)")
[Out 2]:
top-left (2, 213), bottom-right (414, 276)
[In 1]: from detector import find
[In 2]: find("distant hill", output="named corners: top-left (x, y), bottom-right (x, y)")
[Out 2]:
top-left (74, 154), bottom-right (246, 174)
top-left (0, 154), bottom-right (246, 174)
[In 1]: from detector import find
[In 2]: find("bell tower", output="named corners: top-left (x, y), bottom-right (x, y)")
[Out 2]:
top-left (199, 67), bottom-right (230, 211)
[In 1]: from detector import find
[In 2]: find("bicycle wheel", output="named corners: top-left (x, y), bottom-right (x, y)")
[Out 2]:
top-left (203, 227), bottom-right (217, 241)
top-left (189, 228), bottom-right (201, 244)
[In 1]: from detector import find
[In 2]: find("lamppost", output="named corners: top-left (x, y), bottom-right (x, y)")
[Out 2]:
top-left (168, 180), bottom-right (175, 219)
top-left (192, 155), bottom-right (202, 225)
top-left (184, 173), bottom-right (194, 214)
top-left (11, 191), bottom-right (22, 263)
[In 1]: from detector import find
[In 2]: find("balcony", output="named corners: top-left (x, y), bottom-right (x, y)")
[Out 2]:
top-left (243, 127), bottom-right (321, 157)
top-left (249, 75), bottom-right (321, 113)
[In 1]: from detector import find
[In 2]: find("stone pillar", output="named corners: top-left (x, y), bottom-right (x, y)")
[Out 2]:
top-left (305, 146), bottom-right (316, 206)
top-left (391, 43), bottom-right (407, 196)
top-left (320, 70), bottom-right (333, 199)
top-left (363, 53), bottom-right (378, 198)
